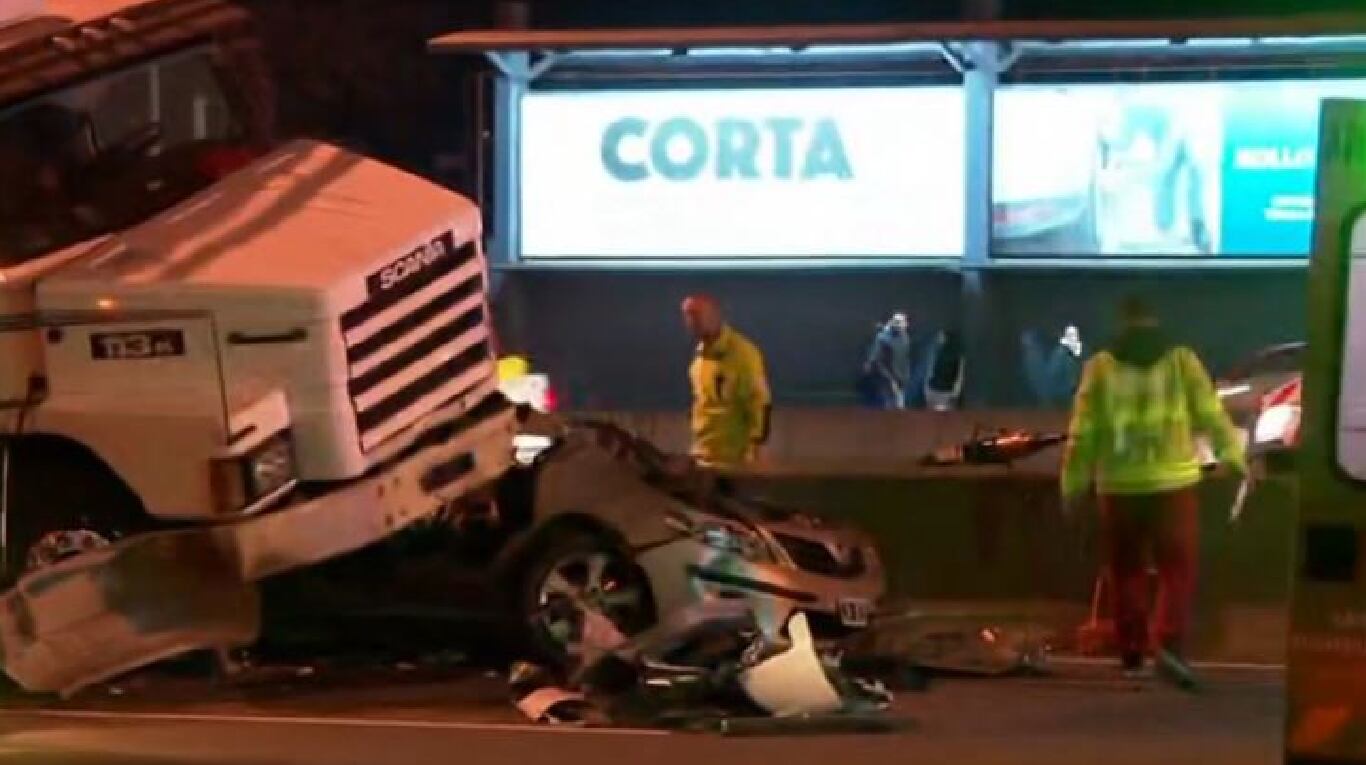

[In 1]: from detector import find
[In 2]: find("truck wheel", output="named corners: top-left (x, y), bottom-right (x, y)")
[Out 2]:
top-left (517, 533), bottom-right (655, 666)
top-left (1, 441), bottom-right (142, 585)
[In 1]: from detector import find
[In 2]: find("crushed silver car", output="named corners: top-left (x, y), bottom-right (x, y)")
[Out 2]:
top-left (498, 418), bottom-right (886, 660)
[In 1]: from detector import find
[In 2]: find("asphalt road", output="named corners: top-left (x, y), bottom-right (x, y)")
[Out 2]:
top-left (0, 660), bottom-right (1285, 765)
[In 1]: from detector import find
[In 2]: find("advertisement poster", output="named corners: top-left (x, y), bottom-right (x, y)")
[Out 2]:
top-left (519, 87), bottom-right (966, 259)
top-left (993, 80), bottom-right (1366, 258)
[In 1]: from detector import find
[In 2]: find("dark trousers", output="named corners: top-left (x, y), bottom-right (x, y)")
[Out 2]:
top-left (875, 378), bottom-right (906, 410)
top-left (1099, 487), bottom-right (1200, 656)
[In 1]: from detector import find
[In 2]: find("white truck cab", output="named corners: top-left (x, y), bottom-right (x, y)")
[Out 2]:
top-left (0, 0), bottom-right (515, 695)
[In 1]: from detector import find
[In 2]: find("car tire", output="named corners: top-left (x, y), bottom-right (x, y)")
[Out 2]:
top-left (515, 532), bottom-right (655, 668)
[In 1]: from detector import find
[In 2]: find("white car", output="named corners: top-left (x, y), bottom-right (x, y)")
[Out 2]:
top-left (1217, 342), bottom-right (1305, 465)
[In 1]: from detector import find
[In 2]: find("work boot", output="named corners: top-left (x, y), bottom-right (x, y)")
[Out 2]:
top-left (1155, 648), bottom-right (1201, 693)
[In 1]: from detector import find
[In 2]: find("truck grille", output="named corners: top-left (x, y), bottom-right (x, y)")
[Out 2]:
top-left (340, 240), bottom-right (491, 452)
top-left (774, 533), bottom-right (867, 579)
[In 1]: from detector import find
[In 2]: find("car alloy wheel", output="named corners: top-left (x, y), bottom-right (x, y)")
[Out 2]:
top-left (531, 545), bottom-right (651, 659)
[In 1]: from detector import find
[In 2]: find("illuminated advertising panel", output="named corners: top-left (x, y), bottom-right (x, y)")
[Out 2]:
top-left (519, 87), bottom-right (966, 259)
top-left (993, 79), bottom-right (1366, 257)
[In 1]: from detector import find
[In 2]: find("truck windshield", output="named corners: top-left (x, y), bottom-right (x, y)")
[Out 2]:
top-left (0, 46), bottom-right (245, 267)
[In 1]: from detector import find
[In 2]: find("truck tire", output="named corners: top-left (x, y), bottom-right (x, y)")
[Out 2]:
top-left (515, 532), bottom-right (655, 667)
top-left (0, 440), bottom-right (144, 586)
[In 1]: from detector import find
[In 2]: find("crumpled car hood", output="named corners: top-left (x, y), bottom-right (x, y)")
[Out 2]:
top-left (706, 493), bottom-right (841, 535)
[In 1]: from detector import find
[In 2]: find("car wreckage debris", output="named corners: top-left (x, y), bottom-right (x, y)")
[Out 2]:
top-left (509, 661), bottom-right (601, 725)
top-left (508, 600), bottom-right (902, 731)
top-left (848, 610), bottom-right (1053, 678)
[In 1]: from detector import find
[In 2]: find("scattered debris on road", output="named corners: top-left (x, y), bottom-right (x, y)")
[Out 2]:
top-left (850, 610), bottom-right (1053, 678)
top-left (507, 599), bottom-right (903, 732)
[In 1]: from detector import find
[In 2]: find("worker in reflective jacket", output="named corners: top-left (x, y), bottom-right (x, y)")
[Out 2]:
top-left (682, 295), bottom-right (772, 467)
top-left (1062, 296), bottom-right (1246, 691)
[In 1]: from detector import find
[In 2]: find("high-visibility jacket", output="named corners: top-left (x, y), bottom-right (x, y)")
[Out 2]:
top-left (689, 325), bottom-right (771, 466)
top-left (1062, 344), bottom-right (1246, 498)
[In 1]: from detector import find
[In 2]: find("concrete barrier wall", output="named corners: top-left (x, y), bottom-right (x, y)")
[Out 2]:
top-left (574, 407), bottom-right (1297, 660)
top-left (498, 269), bottom-right (1306, 410)
top-left (731, 474), bottom-right (1296, 603)
top-left (735, 473), bottom-right (1296, 661)
top-left (576, 407), bottom-right (1073, 475)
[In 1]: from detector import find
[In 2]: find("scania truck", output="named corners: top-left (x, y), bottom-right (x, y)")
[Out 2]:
top-left (0, 0), bottom-right (515, 696)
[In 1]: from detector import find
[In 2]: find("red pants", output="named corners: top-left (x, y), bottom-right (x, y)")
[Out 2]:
top-left (1100, 488), bottom-right (1199, 656)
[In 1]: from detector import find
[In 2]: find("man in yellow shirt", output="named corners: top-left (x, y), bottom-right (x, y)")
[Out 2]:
top-left (681, 295), bottom-right (771, 466)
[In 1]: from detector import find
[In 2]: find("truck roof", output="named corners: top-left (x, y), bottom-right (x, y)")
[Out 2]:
top-left (1, 1), bottom-right (151, 29)
top-left (0, 0), bottom-right (249, 108)
top-left (46, 140), bottom-right (483, 295)
top-left (1, 0), bottom-right (165, 47)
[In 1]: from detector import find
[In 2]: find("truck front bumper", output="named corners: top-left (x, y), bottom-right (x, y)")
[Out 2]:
top-left (0, 394), bottom-right (516, 697)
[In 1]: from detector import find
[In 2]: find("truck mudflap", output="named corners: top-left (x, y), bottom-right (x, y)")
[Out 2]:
top-left (0, 397), bottom-right (516, 697)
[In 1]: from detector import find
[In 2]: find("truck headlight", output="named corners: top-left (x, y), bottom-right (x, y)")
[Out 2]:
top-left (666, 511), bottom-right (774, 563)
top-left (212, 432), bottom-right (298, 513)
top-left (248, 435), bottom-right (296, 497)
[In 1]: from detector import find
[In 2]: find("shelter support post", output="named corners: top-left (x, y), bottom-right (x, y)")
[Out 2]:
top-left (959, 41), bottom-right (1005, 405)
top-left (486, 51), bottom-right (528, 270)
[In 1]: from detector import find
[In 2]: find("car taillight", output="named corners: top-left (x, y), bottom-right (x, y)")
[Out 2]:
top-left (543, 385), bottom-right (559, 413)
top-left (1263, 377), bottom-right (1302, 409)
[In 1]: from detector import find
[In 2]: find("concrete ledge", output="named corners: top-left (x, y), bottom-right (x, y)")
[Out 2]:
top-left (576, 407), bottom-right (1070, 476)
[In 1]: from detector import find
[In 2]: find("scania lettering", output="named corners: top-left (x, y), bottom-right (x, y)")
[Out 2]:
top-left (0, 0), bottom-right (515, 697)
top-left (601, 116), bottom-right (853, 182)
top-left (374, 231), bottom-right (454, 294)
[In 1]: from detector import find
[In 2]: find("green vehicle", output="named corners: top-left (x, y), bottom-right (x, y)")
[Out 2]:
top-left (1285, 98), bottom-right (1366, 764)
